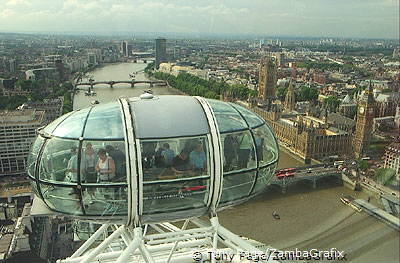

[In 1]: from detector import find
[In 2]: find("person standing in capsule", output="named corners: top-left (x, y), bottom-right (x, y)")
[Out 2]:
top-left (96, 149), bottom-right (116, 198)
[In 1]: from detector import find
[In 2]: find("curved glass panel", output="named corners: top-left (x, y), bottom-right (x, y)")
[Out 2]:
top-left (27, 136), bottom-right (45, 178)
top-left (220, 130), bottom-right (257, 173)
top-left (131, 96), bottom-right (209, 139)
top-left (79, 140), bottom-right (127, 215)
top-left (39, 183), bottom-right (83, 215)
top-left (52, 108), bottom-right (91, 138)
top-left (42, 111), bottom-right (74, 135)
top-left (252, 124), bottom-right (279, 167)
top-left (29, 180), bottom-right (41, 198)
top-left (219, 171), bottom-right (256, 204)
top-left (39, 138), bottom-right (79, 183)
top-left (206, 99), bottom-right (248, 133)
top-left (81, 185), bottom-right (128, 216)
top-left (73, 221), bottom-right (102, 241)
top-left (230, 103), bottom-right (264, 128)
top-left (80, 141), bottom-right (126, 184)
top-left (83, 103), bottom-right (124, 139)
top-left (251, 163), bottom-right (277, 194)
top-left (141, 137), bottom-right (209, 181)
top-left (143, 178), bottom-right (209, 214)
top-left (141, 136), bottom-right (210, 213)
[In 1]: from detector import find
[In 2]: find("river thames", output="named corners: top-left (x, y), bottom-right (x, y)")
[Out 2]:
top-left (74, 62), bottom-right (399, 263)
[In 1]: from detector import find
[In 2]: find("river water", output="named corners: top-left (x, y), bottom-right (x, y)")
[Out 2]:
top-left (73, 63), bottom-right (399, 263)
top-left (73, 62), bottom-right (183, 111)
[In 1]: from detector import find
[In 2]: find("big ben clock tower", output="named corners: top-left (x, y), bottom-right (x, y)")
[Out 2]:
top-left (353, 83), bottom-right (375, 159)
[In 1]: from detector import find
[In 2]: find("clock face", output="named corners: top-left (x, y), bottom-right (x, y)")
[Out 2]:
top-left (359, 106), bottom-right (365, 114)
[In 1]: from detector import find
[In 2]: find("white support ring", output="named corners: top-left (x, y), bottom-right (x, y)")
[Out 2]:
top-left (119, 97), bottom-right (139, 226)
top-left (194, 97), bottom-right (223, 212)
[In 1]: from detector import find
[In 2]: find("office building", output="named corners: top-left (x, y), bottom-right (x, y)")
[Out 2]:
top-left (23, 97), bottom-right (64, 124)
top-left (383, 141), bottom-right (400, 178)
top-left (121, 41), bottom-right (128, 57)
top-left (0, 109), bottom-right (44, 177)
top-left (155, 38), bottom-right (167, 69)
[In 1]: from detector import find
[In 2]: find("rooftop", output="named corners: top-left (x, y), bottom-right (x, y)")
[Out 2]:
top-left (0, 109), bottom-right (44, 125)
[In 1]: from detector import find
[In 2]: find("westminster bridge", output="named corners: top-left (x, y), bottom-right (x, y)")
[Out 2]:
top-left (270, 165), bottom-right (342, 193)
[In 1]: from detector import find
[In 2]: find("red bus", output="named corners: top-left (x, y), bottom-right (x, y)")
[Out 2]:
top-left (275, 168), bottom-right (296, 179)
top-left (275, 168), bottom-right (296, 174)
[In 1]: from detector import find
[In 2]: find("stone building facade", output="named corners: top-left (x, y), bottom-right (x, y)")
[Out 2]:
top-left (251, 106), bottom-right (352, 163)
top-left (353, 84), bottom-right (375, 159)
top-left (383, 141), bottom-right (400, 178)
top-left (258, 57), bottom-right (277, 101)
top-left (284, 81), bottom-right (296, 112)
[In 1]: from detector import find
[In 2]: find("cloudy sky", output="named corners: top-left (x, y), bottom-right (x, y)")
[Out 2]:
top-left (0, 0), bottom-right (398, 39)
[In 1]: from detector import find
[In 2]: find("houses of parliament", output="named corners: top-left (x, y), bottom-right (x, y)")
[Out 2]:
top-left (247, 57), bottom-right (375, 163)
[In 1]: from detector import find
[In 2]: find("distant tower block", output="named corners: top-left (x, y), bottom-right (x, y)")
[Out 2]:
top-left (155, 38), bottom-right (167, 69)
top-left (395, 105), bottom-right (400, 129)
top-left (393, 48), bottom-right (400, 59)
top-left (121, 41), bottom-right (128, 57)
top-left (258, 57), bottom-right (277, 101)
top-left (353, 83), bottom-right (375, 158)
top-left (284, 81), bottom-right (296, 112)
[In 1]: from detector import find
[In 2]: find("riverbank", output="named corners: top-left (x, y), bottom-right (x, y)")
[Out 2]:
top-left (218, 181), bottom-right (399, 262)
top-left (145, 72), bottom-right (186, 96)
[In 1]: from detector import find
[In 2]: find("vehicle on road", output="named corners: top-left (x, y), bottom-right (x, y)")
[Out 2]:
top-left (276, 172), bottom-right (295, 179)
top-left (275, 168), bottom-right (296, 179)
top-left (340, 195), bottom-right (362, 212)
top-left (334, 161), bottom-right (345, 166)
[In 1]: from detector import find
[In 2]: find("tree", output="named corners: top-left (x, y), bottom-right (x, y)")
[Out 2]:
top-left (356, 159), bottom-right (369, 171)
top-left (144, 62), bottom-right (155, 73)
top-left (324, 96), bottom-right (341, 112)
top-left (375, 168), bottom-right (396, 186)
top-left (151, 71), bottom-right (254, 100)
top-left (62, 92), bottom-right (73, 114)
top-left (277, 86), bottom-right (288, 101)
top-left (0, 95), bottom-right (28, 110)
top-left (296, 86), bottom-right (319, 102)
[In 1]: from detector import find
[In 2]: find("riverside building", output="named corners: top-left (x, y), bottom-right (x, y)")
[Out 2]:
top-left (0, 109), bottom-right (44, 177)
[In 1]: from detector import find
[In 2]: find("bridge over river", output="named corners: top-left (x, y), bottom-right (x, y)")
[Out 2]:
top-left (75, 80), bottom-right (167, 91)
top-left (270, 165), bottom-right (341, 193)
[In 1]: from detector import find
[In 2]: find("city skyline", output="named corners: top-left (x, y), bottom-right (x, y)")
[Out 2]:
top-left (0, 13), bottom-right (399, 262)
top-left (0, 0), bottom-right (399, 39)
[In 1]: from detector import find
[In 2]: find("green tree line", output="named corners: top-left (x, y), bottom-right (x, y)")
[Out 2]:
top-left (149, 71), bottom-right (257, 100)
top-left (284, 44), bottom-right (393, 56)
top-left (277, 85), bottom-right (319, 102)
top-left (297, 61), bottom-right (370, 76)
top-left (324, 96), bottom-right (341, 112)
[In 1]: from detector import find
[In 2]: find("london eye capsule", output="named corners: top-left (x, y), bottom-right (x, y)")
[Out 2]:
top-left (27, 95), bottom-right (278, 224)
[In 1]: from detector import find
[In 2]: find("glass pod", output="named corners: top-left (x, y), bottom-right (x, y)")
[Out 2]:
top-left (27, 95), bottom-right (279, 224)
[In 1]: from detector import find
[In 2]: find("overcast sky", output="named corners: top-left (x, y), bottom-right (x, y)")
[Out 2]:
top-left (0, 0), bottom-right (398, 39)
